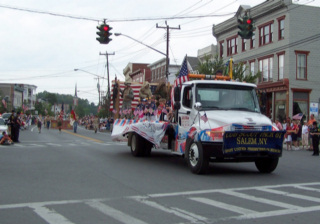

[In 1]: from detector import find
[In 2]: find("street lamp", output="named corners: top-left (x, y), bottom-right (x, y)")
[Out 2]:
top-left (74, 68), bottom-right (108, 106)
top-left (114, 33), bottom-right (166, 56)
top-left (115, 33), bottom-right (169, 81)
top-left (74, 68), bottom-right (107, 79)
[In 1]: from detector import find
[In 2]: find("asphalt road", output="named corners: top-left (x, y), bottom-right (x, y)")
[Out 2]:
top-left (0, 125), bottom-right (320, 224)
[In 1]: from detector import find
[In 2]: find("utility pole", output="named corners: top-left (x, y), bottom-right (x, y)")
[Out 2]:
top-left (156, 21), bottom-right (180, 82)
top-left (100, 51), bottom-right (115, 100)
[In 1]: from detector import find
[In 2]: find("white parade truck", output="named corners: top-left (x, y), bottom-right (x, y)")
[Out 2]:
top-left (112, 75), bottom-right (285, 174)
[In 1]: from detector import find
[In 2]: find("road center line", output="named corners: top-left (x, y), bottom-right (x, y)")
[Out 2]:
top-left (61, 130), bottom-right (103, 143)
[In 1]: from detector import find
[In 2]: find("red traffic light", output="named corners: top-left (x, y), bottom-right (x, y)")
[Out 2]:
top-left (103, 26), bottom-right (109, 31)
top-left (246, 19), bottom-right (252, 24)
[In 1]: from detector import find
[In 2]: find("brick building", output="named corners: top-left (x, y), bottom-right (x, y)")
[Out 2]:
top-left (213, 0), bottom-right (320, 122)
top-left (123, 63), bottom-right (151, 83)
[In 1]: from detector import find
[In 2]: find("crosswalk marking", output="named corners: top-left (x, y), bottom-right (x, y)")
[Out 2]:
top-left (12, 143), bottom-right (24, 147)
top-left (46, 143), bottom-right (62, 147)
top-left (219, 205), bottom-right (320, 223)
top-left (294, 185), bottom-right (320, 193)
top-left (28, 144), bottom-right (43, 147)
top-left (1, 182), bottom-right (320, 224)
top-left (31, 205), bottom-right (75, 224)
top-left (257, 188), bottom-right (320, 203)
top-left (190, 197), bottom-right (256, 215)
top-left (86, 201), bottom-right (148, 224)
top-left (133, 197), bottom-right (208, 223)
top-left (220, 190), bottom-right (302, 209)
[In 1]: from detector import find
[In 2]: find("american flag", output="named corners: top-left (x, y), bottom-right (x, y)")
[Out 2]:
top-left (110, 81), bottom-right (143, 111)
top-left (292, 113), bottom-right (303, 120)
top-left (171, 56), bottom-right (190, 108)
top-left (200, 112), bottom-right (208, 123)
top-left (2, 99), bottom-right (7, 108)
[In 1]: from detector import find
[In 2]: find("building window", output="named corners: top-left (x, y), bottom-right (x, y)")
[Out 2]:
top-left (242, 39), bottom-right (247, 52)
top-left (227, 36), bottom-right (238, 56)
top-left (277, 52), bottom-right (285, 80)
top-left (220, 41), bottom-right (224, 58)
top-left (259, 55), bottom-right (273, 82)
top-left (295, 50), bottom-right (309, 80)
top-left (293, 91), bottom-right (309, 117)
top-left (250, 35), bottom-right (255, 49)
top-left (277, 16), bottom-right (285, 40)
top-left (259, 22), bottom-right (274, 46)
top-left (275, 91), bottom-right (286, 123)
top-left (250, 61), bottom-right (255, 75)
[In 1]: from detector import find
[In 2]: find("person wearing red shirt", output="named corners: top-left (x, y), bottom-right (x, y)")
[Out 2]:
top-left (285, 118), bottom-right (293, 150)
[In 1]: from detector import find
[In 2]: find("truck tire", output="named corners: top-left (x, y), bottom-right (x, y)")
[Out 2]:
top-left (185, 139), bottom-right (209, 174)
top-left (255, 158), bottom-right (279, 173)
top-left (130, 133), bottom-right (144, 157)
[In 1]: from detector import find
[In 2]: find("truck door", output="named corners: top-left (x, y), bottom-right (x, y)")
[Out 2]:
top-left (176, 85), bottom-right (194, 153)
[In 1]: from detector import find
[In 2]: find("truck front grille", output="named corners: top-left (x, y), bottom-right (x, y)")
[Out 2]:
top-left (231, 124), bottom-right (272, 131)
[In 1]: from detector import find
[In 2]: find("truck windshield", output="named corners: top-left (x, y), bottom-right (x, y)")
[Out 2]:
top-left (196, 84), bottom-right (260, 112)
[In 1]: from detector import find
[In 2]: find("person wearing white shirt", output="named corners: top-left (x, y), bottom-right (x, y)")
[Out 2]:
top-left (301, 120), bottom-right (309, 150)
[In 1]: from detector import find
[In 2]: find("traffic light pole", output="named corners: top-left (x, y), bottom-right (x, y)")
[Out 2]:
top-left (100, 51), bottom-right (115, 99)
top-left (156, 21), bottom-right (180, 82)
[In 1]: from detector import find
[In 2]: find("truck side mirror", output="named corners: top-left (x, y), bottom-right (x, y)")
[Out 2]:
top-left (194, 102), bottom-right (202, 111)
top-left (174, 87), bottom-right (180, 102)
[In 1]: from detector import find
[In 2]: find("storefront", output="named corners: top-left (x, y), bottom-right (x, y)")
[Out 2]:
top-left (257, 79), bottom-right (289, 123)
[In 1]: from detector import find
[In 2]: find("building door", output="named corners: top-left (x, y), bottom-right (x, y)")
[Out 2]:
top-left (266, 93), bottom-right (272, 119)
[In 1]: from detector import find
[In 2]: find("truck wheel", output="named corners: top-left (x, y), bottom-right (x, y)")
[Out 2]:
top-left (130, 133), bottom-right (144, 157)
top-left (185, 139), bottom-right (209, 174)
top-left (255, 158), bottom-right (279, 173)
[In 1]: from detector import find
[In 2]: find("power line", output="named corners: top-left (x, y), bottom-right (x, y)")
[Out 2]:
top-left (0, 4), bottom-right (101, 22)
top-left (0, 4), bottom-right (236, 23)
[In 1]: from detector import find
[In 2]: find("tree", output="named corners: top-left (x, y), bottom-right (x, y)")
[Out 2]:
top-left (197, 55), bottom-right (259, 84)
top-left (231, 62), bottom-right (260, 83)
top-left (198, 55), bottom-right (225, 75)
top-left (36, 91), bottom-right (99, 117)
top-left (47, 93), bottom-right (57, 105)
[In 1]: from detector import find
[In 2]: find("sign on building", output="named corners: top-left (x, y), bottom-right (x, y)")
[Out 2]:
top-left (310, 102), bottom-right (318, 117)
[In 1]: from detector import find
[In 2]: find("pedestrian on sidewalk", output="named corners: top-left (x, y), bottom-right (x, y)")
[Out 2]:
top-left (285, 118), bottom-right (293, 150)
top-left (57, 117), bottom-right (62, 133)
top-left (45, 115), bottom-right (51, 129)
top-left (37, 114), bottom-right (42, 133)
top-left (308, 114), bottom-right (316, 151)
top-left (309, 121), bottom-right (320, 156)
top-left (291, 119), bottom-right (300, 150)
top-left (13, 111), bottom-right (22, 142)
top-left (302, 120), bottom-right (309, 150)
top-left (73, 118), bottom-right (78, 133)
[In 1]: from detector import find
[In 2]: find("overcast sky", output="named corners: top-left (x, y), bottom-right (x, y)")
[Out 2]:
top-left (0, 0), bottom-right (318, 105)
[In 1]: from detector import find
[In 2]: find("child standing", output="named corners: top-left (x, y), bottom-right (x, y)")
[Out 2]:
top-left (291, 120), bottom-right (300, 150)
top-left (285, 118), bottom-right (293, 150)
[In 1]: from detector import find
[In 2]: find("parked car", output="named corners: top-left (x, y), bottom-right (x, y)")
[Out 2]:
top-left (0, 118), bottom-right (8, 134)
top-left (1, 113), bottom-right (12, 124)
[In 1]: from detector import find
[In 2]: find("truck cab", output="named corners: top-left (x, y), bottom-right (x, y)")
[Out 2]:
top-left (172, 79), bottom-right (284, 174)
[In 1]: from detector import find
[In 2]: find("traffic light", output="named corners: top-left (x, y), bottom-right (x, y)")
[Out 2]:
top-left (96, 24), bottom-right (112, 44)
top-left (238, 16), bottom-right (255, 39)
